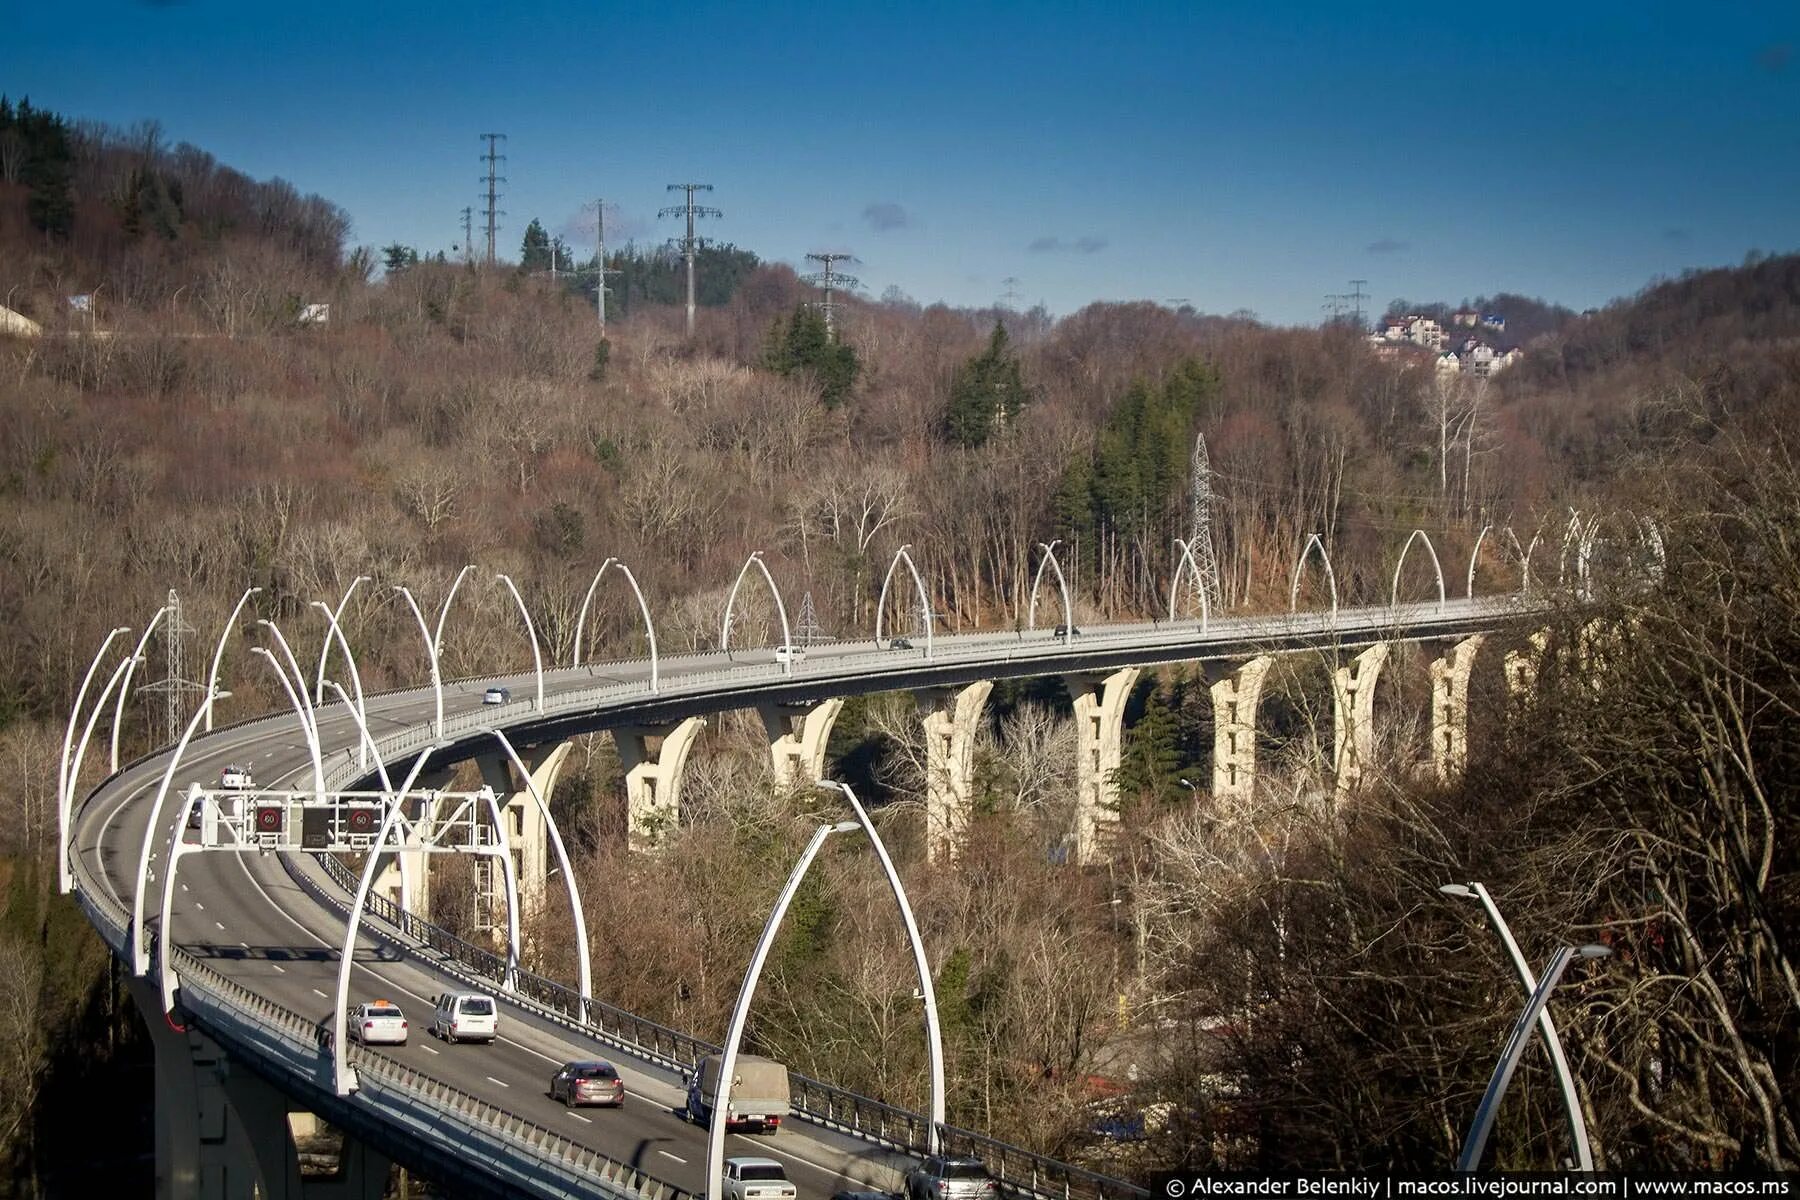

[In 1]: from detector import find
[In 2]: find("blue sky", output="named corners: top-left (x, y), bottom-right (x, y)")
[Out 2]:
top-left (6, 0), bottom-right (1797, 324)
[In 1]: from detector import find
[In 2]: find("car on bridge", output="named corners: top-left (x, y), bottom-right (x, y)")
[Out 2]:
top-left (220, 764), bottom-right (254, 789)
top-left (1052, 624), bottom-right (1081, 638)
top-left (905, 1156), bottom-right (999, 1200)
top-left (723, 1157), bottom-right (796, 1200)
top-left (549, 1059), bottom-right (625, 1108)
top-left (430, 991), bottom-right (498, 1043)
top-left (685, 1053), bottom-right (790, 1132)
top-left (483, 686), bottom-right (511, 705)
top-left (348, 1000), bottom-right (409, 1046)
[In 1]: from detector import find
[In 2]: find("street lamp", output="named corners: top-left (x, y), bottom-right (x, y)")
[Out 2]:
top-left (1456, 937), bottom-right (1611, 1172)
top-left (1440, 882), bottom-right (1596, 1170)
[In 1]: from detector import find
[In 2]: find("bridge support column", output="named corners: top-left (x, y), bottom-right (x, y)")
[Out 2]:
top-left (1332, 642), bottom-right (1389, 794)
top-left (476, 742), bottom-right (569, 910)
top-left (1210, 656), bottom-right (1274, 803)
top-left (614, 716), bottom-right (707, 849)
top-left (375, 764), bottom-right (459, 920)
top-left (128, 976), bottom-right (388, 1200)
top-left (1430, 635), bottom-right (1486, 782)
top-left (1069, 667), bottom-right (1141, 864)
top-left (915, 681), bottom-right (993, 863)
top-left (760, 698), bottom-right (845, 787)
top-left (1504, 628), bottom-right (1551, 712)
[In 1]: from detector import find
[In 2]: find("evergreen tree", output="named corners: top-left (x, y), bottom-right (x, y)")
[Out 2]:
top-left (381, 243), bottom-right (419, 274)
top-left (1116, 686), bottom-right (1182, 802)
top-left (944, 322), bottom-right (1031, 448)
top-left (4, 98), bottom-right (75, 237)
top-left (520, 218), bottom-right (551, 271)
top-left (764, 304), bottom-right (860, 408)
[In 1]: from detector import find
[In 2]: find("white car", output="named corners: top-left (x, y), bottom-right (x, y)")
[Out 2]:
top-left (219, 764), bottom-right (254, 790)
top-left (773, 645), bottom-right (805, 665)
top-left (723, 1158), bottom-right (796, 1200)
top-left (348, 1000), bottom-right (409, 1046)
top-left (483, 686), bottom-right (511, 705)
top-left (430, 991), bottom-right (498, 1043)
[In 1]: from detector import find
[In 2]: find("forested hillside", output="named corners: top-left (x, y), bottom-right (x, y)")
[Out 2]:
top-left (1, 102), bottom-right (1795, 1186)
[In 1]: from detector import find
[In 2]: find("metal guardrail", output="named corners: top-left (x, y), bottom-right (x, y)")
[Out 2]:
top-left (305, 852), bottom-right (1148, 1200)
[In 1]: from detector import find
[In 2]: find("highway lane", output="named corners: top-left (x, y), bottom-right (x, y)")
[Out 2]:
top-left (75, 658), bottom-right (916, 1197)
top-left (74, 599), bottom-right (1532, 1195)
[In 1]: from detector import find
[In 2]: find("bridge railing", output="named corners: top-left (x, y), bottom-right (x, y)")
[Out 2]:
top-left (306, 852), bottom-right (1147, 1200)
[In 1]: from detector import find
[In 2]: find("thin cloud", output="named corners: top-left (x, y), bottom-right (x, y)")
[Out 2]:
top-left (1757, 42), bottom-right (1791, 73)
top-left (1028, 235), bottom-right (1107, 254)
top-left (863, 202), bottom-right (912, 232)
top-left (1663, 227), bottom-right (1692, 244)
top-left (1366, 238), bottom-right (1411, 255)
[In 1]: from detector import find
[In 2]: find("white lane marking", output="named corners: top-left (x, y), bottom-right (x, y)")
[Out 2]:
top-left (422, 1044), bottom-right (439, 1055)
top-left (659, 1151), bottom-right (687, 1163)
top-left (194, 902), bottom-right (204, 911)
top-left (272, 965), bottom-right (286, 974)
top-left (312, 988), bottom-right (329, 999)
top-left (569, 1112), bottom-right (593, 1125)
top-left (239, 941), bottom-right (249, 949)
top-left (181, 884), bottom-right (189, 892)
top-left (486, 1076), bottom-right (510, 1088)
top-left (214, 922), bottom-right (225, 931)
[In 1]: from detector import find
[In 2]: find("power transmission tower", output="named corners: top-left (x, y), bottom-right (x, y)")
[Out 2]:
top-left (659, 183), bottom-right (721, 337)
top-left (479, 133), bottom-right (507, 267)
top-left (1322, 293), bottom-right (1349, 323)
top-left (795, 591), bottom-right (833, 647)
top-left (1000, 277), bottom-right (1022, 309)
top-left (1187, 435), bottom-right (1225, 614)
top-left (1347, 279), bottom-right (1369, 326)
top-left (588, 198), bottom-right (623, 333)
top-left (802, 252), bottom-right (860, 335)
top-left (460, 207), bottom-right (475, 264)
top-left (138, 588), bottom-right (203, 743)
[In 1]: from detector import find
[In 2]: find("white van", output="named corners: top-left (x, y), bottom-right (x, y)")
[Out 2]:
top-left (773, 645), bottom-right (805, 665)
top-left (430, 991), bottom-right (498, 1043)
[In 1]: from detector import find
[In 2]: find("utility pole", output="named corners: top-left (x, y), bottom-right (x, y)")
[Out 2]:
top-left (479, 133), bottom-right (507, 267)
top-left (589, 198), bottom-right (623, 333)
top-left (659, 183), bottom-right (721, 337)
top-left (460, 207), bottom-right (474, 264)
top-left (802, 252), bottom-right (860, 335)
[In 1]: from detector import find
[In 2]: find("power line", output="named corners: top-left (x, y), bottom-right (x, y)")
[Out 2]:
top-left (658, 183), bottom-right (721, 337)
top-left (479, 133), bottom-right (507, 267)
top-left (802, 252), bottom-right (860, 335)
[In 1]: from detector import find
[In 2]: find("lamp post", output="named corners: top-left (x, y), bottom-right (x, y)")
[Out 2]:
top-left (706, 820), bottom-right (859, 1200)
top-left (1440, 883), bottom-right (1596, 1170)
top-left (494, 573), bottom-right (545, 711)
top-left (204, 587), bottom-right (262, 732)
top-left (395, 586), bottom-right (445, 736)
top-left (313, 575), bottom-right (370, 704)
top-left (1456, 941), bottom-right (1612, 1171)
top-left (59, 626), bottom-right (131, 894)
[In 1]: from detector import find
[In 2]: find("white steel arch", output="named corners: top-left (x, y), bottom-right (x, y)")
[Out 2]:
top-left (1390, 528), bottom-right (1447, 614)
top-left (310, 600), bottom-right (369, 766)
top-left (395, 586), bottom-right (446, 736)
top-left (1168, 537), bottom-right (1212, 630)
top-left (818, 781), bottom-right (946, 1152)
top-left (204, 587), bottom-right (262, 732)
top-left (706, 819), bottom-right (859, 1200)
top-left (1557, 508), bottom-right (1584, 593)
top-left (131, 700), bottom-right (213, 974)
top-left (487, 729), bottom-right (591, 1016)
top-left (1026, 540), bottom-right (1074, 644)
top-left (67, 655), bottom-right (142, 896)
top-left (494, 573), bottom-right (545, 711)
top-left (432, 564), bottom-right (477, 666)
top-left (572, 557), bottom-right (660, 691)
top-left (312, 575), bottom-right (369, 705)
top-left (321, 678), bottom-right (417, 908)
top-left (254, 623), bottom-right (326, 803)
top-left (58, 625), bottom-right (130, 894)
top-left (1466, 526), bottom-right (1492, 600)
top-left (109, 603), bottom-right (170, 772)
top-left (1637, 516), bottom-right (1667, 585)
top-left (331, 746), bottom-right (439, 1094)
top-left (719, 552), bottom-right (795, 674)
top-left (873, 544), bottom-right (935, 658)
top-left (1288, 532), bottom-right (1340, 622)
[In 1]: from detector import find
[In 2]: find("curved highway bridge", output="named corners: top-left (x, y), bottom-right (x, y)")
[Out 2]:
top-left (70, 586), bottom-right (1544, 1199)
